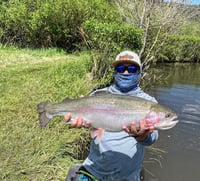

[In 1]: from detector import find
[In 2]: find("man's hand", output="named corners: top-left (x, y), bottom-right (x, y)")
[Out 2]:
top-left (64, 113), bottom-right (91, 128)
top-left (123, 120), bottom-right (154, 142)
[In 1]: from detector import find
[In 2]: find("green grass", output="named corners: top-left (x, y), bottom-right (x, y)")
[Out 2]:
top-left (0, 46), bottom-right (95, 180)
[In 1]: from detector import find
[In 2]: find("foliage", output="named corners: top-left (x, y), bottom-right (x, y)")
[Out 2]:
top-left (83, 19), bottom-right (143, 52)
top-left (0, 46), bottom-right (99, 180)
top-left (156, 35), bottom-right (200, 62)
top-left (179, 20), bottom-right (200, 37)
top-left (82, 19), bottom-right (143, 79)
top-left (0, 0), bottom-right (120, 51)
top-left (0, 0), bottom-right (31, 45)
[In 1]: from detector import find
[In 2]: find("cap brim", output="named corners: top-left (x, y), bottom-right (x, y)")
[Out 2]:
top-left (112, 60), bottom-right (140, 67)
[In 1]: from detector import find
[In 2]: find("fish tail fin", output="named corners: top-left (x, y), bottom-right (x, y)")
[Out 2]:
top-left (90, 128), bottom-right (104, 144)
top-left (37, 102), bottom-right (51, 128)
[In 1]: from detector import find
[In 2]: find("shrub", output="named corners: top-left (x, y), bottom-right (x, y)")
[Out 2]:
top-left (0, 0), bottom-right (120, 51)
top-left (0, 0), bottom-right (31, 46)
top-left (83, 19), bottom-right (143, 52)
top-left (156, 35), bottom-right (200, 62)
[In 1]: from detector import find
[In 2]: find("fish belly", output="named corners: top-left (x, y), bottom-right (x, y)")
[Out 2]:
top-left (83, 109), bottom-right (146, 132)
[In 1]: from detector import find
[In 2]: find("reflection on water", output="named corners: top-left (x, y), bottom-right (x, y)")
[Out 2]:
top-left (143, 63), bottom-right (200, 181)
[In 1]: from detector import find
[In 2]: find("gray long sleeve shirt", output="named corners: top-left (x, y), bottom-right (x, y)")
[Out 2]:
top-left (83, 85), bottom-right (159, 181)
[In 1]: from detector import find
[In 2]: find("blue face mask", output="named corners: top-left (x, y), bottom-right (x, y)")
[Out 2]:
top-left (114, 72), bottom-right (141, 93)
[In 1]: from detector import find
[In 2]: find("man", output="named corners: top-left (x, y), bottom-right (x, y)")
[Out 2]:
top-left (65, 50), bottom-right (159, 181)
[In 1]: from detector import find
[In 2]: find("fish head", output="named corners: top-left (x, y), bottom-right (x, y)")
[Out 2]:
top-left (145, 104), bottom-right (179, 130)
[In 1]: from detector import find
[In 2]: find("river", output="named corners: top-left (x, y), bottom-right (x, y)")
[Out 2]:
top-left (143, 63), bottom-right (200, 181)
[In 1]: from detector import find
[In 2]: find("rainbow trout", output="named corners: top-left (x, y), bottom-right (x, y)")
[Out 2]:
top-left (37, 94), bottom-right (178, 143)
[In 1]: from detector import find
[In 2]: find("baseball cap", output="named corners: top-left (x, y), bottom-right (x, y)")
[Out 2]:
top-left (113, 50), bottom-right (142, 70)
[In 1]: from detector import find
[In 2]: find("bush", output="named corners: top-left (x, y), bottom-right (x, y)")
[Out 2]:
top-left (0, 0), bottom-right (31, 46)
top-left (156, 35), bottom-right (200, 62)
top-left (83, 19), bottom-right (143, 52)
top-left (0, 0), bottom-right (120, 51)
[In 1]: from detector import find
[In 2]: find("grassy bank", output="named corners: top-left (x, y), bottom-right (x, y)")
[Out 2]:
top-left (0, 47), bottom-right (96, 180)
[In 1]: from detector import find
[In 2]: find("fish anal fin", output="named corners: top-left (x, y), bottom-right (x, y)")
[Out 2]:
top-left (61, 97), bottom-right (72, 103)
top-left (90, 128), bottom-right (104, 144)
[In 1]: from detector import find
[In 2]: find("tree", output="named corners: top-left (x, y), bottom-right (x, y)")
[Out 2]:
top-left (114, 0), bottom-right (200, 74)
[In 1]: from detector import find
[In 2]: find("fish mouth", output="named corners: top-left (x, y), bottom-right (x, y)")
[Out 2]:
top-left (169, 115), bottom-right (179, 122)
top-left (155, 115), bottom-right (179, 130)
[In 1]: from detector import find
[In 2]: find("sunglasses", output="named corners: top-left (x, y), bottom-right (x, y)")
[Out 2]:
top-left (115, 65), bottom-right (139, 73)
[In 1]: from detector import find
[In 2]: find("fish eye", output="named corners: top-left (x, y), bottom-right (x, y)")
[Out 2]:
top-left (165, 113), bottom-right (171, 118)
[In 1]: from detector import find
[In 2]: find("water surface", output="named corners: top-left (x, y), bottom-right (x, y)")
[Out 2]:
top-left (144, 63), bottom-right (200, 181)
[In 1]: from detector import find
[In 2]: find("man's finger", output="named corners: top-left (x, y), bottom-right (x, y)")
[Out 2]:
top-left (85, 121), bottom-right (91, 128)
top-left (71, 117), bottom-right (78, 127)
top-left (139, 120), bottom-right (146, 130)
top-left (137, 120), bottom-right (147, 135)
top-left (130, 122), bottom-right (138, 134)
top-left (122, 125), bottom-right (130, 133)
top-left (64, 113), bottom-right (71, 122)
top-left (76, 117), bottom-right (83, 128)
top-left (147, 125), bottom-right (154, 134)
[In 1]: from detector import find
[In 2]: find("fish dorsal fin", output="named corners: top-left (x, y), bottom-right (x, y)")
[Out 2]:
top-left (61, 97), bottom-right (73, 103)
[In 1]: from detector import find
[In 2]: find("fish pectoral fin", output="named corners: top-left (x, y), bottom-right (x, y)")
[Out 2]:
top-left (90, 128), bottom-right (104, 144)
